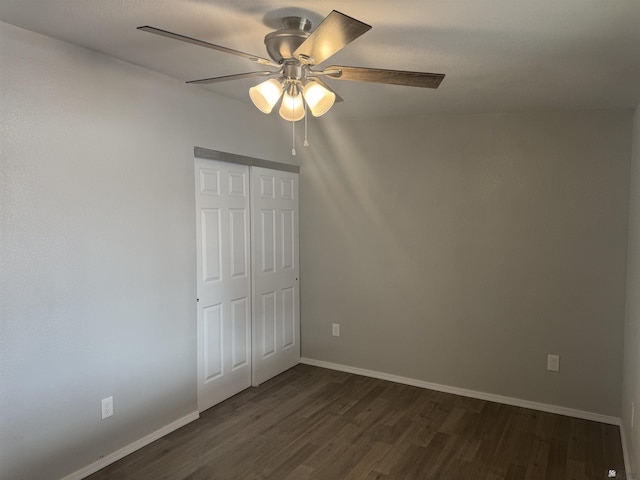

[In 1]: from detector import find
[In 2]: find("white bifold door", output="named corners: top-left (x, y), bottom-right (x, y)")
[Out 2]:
top-left (195, 158), bottom-right (299, 412)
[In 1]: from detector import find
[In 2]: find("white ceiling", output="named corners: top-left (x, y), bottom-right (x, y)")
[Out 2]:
top-left (2, 0), bottom-right (640, 119)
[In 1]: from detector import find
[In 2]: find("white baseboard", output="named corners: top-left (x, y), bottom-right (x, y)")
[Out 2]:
top-left (300, 357), bottom-right (621, 426)
top-left (60, 411), bottom-right (200, 480)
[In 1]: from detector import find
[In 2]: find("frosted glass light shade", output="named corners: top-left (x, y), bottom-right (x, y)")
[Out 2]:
top-left (249, 78), bottom-right (283, 114)
top-left (303, 81), bottom-right (336, 117)
top-left (279, 91), bottom-right (305, 122)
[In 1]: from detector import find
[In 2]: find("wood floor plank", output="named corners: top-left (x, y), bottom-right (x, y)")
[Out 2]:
top-left (524, 438), bottom-right (551, 480)
top-left (86, 364), bottom-right (626, 480)
top-left (342, 441), bottom-right (393, 480)
top-left (506, 463), bottom-right (527, 480)
top-left (545, 438), bottom-right (568, 479)
top-left (282, 464), bottom-right (314, 480)
top-left (602, 423), bottom-right (625, 472)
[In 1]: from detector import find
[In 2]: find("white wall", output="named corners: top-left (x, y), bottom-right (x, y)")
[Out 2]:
top-left (300, 111), bottom-right (631, 418)
top-left (622, 103), bottom-right (640, 473)
top-left (0, 22), bottom-right (293, 480)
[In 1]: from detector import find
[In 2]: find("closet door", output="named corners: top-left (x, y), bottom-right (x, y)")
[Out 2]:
top-left (251, 167), bottom-right (300, 385)
top-left (195, 158), bottom-right (252, 411)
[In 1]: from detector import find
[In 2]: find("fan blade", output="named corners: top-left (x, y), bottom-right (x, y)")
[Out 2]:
top-left (293, 11), bottom-right (371, 65)
top-left (324, 65), bottom-right (445, 88)
top-left (309, 77), bottom-right (344, 103)
top-left (137, 26), bottom-right (279, 67)
top-left (187, 71), bottom-right (277, 85)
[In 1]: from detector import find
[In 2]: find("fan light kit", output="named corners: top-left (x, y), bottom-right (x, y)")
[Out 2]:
top-left (138, 10), bottom-right (445, 154)
top-left (249, 70), bottom-right (337, 120)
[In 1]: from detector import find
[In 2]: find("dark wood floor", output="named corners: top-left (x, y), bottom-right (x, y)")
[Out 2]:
top-left (88, 364), bottom-right (625, 480)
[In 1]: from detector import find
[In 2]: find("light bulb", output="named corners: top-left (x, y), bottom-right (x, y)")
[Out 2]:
top-left (279, 91), bottom-right (305, 122)
top-left (249, 78), bottom-right (283, 114)
top-left (303, 81), bottom-right (336, 117)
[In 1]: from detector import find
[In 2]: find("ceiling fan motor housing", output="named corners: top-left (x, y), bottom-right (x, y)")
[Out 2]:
top-left (264, 16), bottom-right (312, 64)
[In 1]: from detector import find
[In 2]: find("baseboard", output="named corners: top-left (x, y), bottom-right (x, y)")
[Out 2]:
top-left (60, 411), bottom-right (200, 480)
top-left (300, 357), bottom-right (621, 426)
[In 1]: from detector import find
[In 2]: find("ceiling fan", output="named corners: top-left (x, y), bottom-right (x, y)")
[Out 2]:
top-left (138, 10), bottom-right (445, 123)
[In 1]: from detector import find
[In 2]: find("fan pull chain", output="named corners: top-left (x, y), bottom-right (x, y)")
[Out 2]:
top-left (291, 94), bottom-right (296, 156)
top-left (291, 119), bottom-right (296, 156)
top-left (304, 102), bottom-right (310, 147)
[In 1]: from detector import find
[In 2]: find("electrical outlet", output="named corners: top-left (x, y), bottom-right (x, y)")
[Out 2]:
top-left (547, 354), bottom-right (560, 372)
top-left (101, 396), bottom-right (113, 419)
top-left (332, 323), bottom-right (340, 337)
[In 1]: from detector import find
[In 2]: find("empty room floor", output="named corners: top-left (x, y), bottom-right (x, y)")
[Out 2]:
top-left (87, 364), bottom-right (625, 480)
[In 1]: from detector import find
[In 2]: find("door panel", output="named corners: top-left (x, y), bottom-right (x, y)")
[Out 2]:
top-left (251, 167), bottom-right (300, 385)
top-left (282, 287), bottom-right (296, 349)
top-left (229, 209), bottom-right (248, 278)
top-left (201, 209), bottom-right (221, 282)
top-left (230, 298), bottom-right (249, 370)
top-left (260, 209), bottom-right (276, 273)
top-left (281, 210), bottom-right (295, 269)
top-left (195, 159), bottom-right (251, 412)
top-left (261, 291), bottom-right (277, 358)
top-left (203, 304), bottom-right (223, 380)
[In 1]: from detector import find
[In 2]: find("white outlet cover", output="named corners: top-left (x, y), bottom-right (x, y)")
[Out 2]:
top-left (547, 354), bottom-right (560, 372)
top-left (332, 323), bottom-right (340, 337)
top-left (101, 396), bottom-right (114, 419)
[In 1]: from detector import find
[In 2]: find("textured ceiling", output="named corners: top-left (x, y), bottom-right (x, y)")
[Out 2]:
top-left (2, 0), bottom-right (640, 118)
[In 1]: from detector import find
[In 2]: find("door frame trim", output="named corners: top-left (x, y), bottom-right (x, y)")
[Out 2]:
top-left (194, 147), bottom-right (300, 174)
